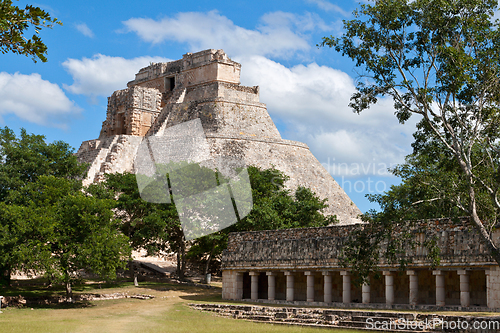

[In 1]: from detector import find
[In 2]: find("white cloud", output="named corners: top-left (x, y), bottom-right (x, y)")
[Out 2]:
top-left (62, 54), bottom-right (171, 96)
top-left (237, 55), bottom-right (419, 175)
top-left (305, 0), bottom-right (350, 16)
top-left (121, 10), bottom-right (325, 58)
top-left (0, 72), bottom-right (80, 128)
top-left (75, 23), bottom-right (94, 38)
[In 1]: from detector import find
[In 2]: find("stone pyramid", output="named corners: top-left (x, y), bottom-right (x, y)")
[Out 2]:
top-left (76, 49), bottom-right (361, 224)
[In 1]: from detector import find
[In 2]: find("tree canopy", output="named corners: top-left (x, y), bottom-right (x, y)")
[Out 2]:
top-left (104, 166), bottom-right (336, 278)
top-left (0, 0), bottom-right (61, 62)
top-left (0, 127), bottom-right (130, 296)
top-left (322, 0), bottom-right (500, 269)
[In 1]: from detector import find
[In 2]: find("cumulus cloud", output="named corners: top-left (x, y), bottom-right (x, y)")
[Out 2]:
top-left (75, 23), bottom-right (94, 38)
top-left (0, 72), bottom-right (80, 128)
top-left (237, 56), bottom-right (419, 175)
top-left (121, 10), bottom-right (330, 58)
top-left (62, 54), bottom-right (171, 96)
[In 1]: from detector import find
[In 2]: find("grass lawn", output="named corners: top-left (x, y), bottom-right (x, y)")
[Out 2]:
top-left (0, 281), bottom-right (362, 333)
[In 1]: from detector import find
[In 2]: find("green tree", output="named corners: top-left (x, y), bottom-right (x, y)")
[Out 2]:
top-left (103, 172), bottom-right (174, 283)
top-left (2, 176), bottom-right (130, 299)
top-left (0, 127), bottom-right (86, 201)
top-left (0, 127), bottom-right (86, 286)
top-left (105, 165), bottom-right (335, 280)
top-left (187, 166), bottom-right (336, 277)
top-left (0, 0), bottom-right (61, 62)
top-left (322, 0), bottom-right (500, 267)
top-left (0, 127), bottom-right (130, 296)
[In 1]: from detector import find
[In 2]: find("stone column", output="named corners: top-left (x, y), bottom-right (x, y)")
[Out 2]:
top-left (485, 268), bottom-right (500, 308)
top-left (267, 272), bottom-right (276, 301)
top-left (249, 271), bottom-right (259, 300)
top-left (407, 270), bottom-right (418, 306)
top-left (383, 271), bottom-right (394, 305)
top-left (458, 270), bottom-right (470, 307)
top-left (433, 270), bottom-right (445, 306)
top-left (236, 272), bottom-right (244, 300)
top-left (285, 271), bottom-right (294, 302)
top-left (323, 272), bottom-right (332, 303)
top-left (341, 271), bottom-right (351, 304)
top-left (305, 271), bottom-right (315, 302)
top-left (362, 281), bottom-right (371, 304)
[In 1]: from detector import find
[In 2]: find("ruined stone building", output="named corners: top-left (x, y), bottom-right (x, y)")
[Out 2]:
top-left (77, 49), bottom-right (360, 224)
top-left (221, 218), bottom-right (500, 311)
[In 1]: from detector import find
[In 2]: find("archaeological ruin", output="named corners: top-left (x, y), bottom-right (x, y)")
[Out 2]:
top-left (76, 49), bottom-right (500, 311)
top-left (77, 49), bottom-right (360, 224)
top-left (221, 218), bottom-right (500, 311)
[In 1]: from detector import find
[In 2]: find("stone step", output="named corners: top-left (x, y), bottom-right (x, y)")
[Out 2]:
top-left (188, 304), bottom-right (435, 332)
top-left (279, 318), bottom-right (324, 324)
top-left (352, 315), bottom-right (403, 322)
top-left (248, 320), bottom-right (427, 333)
top-left (324, 310), bottom-right (415, 320)
top-left (246, 315), bottom-right (272, 321)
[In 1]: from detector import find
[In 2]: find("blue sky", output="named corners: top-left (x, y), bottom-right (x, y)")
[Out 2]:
top-left (1, 0), bottom-right (420, 213)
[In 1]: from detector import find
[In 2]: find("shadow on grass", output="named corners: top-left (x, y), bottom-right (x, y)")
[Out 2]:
top-left (133, 279), bottom-right (222, 292)
top-left (0, 278), bottom-right (139, 310)
top-left (178, 289), bottom-right (223, 303)
top-left (21, 300), bottom-right (96, 310)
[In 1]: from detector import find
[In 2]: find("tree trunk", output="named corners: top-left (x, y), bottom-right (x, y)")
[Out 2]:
top-left (0, 266), bottom-right (11, 287)
top-left (129, 260), bottom-right (139, 287)
top-left (176, 251), bottom-right (182, 279)
top-left (179, 241), bottom-right (186, 280)
top-left (65, 281), bottom-right (73, 303)
top-left (457, 154), bottom-right (500, 267)
top-left (203, 253), bottom-right (212, 278)
top-left (203, 241), bottom-right (216, 282)
top-left (467, 185), bottom-right (500, 266)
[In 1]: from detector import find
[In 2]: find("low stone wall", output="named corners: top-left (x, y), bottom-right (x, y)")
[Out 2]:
top-left (190, 303), bottom-right (500, 332)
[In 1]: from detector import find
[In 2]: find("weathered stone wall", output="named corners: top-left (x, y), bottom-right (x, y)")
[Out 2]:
top-left (99, 86), bottom-right (161, 138)
top-left (222, 218), bottom-right (494, 308)
top-left (222, 218), bottom-right (496, 271)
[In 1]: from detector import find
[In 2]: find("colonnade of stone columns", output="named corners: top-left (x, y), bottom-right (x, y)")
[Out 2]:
top-left (243, 269), bottom-right (481, 308)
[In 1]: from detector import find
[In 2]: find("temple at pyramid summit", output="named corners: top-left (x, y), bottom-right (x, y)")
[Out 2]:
top-left (76, 49), bottom-right (361, 224)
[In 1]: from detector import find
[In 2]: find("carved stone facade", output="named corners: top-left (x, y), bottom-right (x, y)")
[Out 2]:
top-left (221, 218), bottom-right (500, 310)
top-left (100, 86), bottom-right (162, 137)
top-left (77, 49), bottom-right (361, 224)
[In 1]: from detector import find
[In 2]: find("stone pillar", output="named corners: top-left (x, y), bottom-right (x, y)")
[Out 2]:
top-left (249, 271), bottom-right (259, 300)
top-left (485, 268), bottom-right (500, 308)
top-left (323, 272), bottom-right (332, 303)
top-left (236, 272), bottom-right (244, 300)
top-left (407, 270), bottom-right (418, 306)
top-left (362, 281), bottom-right (371, 304)
top-left (267, 272), bottom-right (276, 301)
top-left (341, 271), bottom-right (351, 304)
top-left (433, 270), bottom-right (445, 306)
top-left (285, 271), bottom-right (294, 302)
top-left (383, 271), bottom-right (394, 305)
top-left (305, 271), bottom-right (315, 302)
top-left (458, 270), bottom-right (470, 307)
